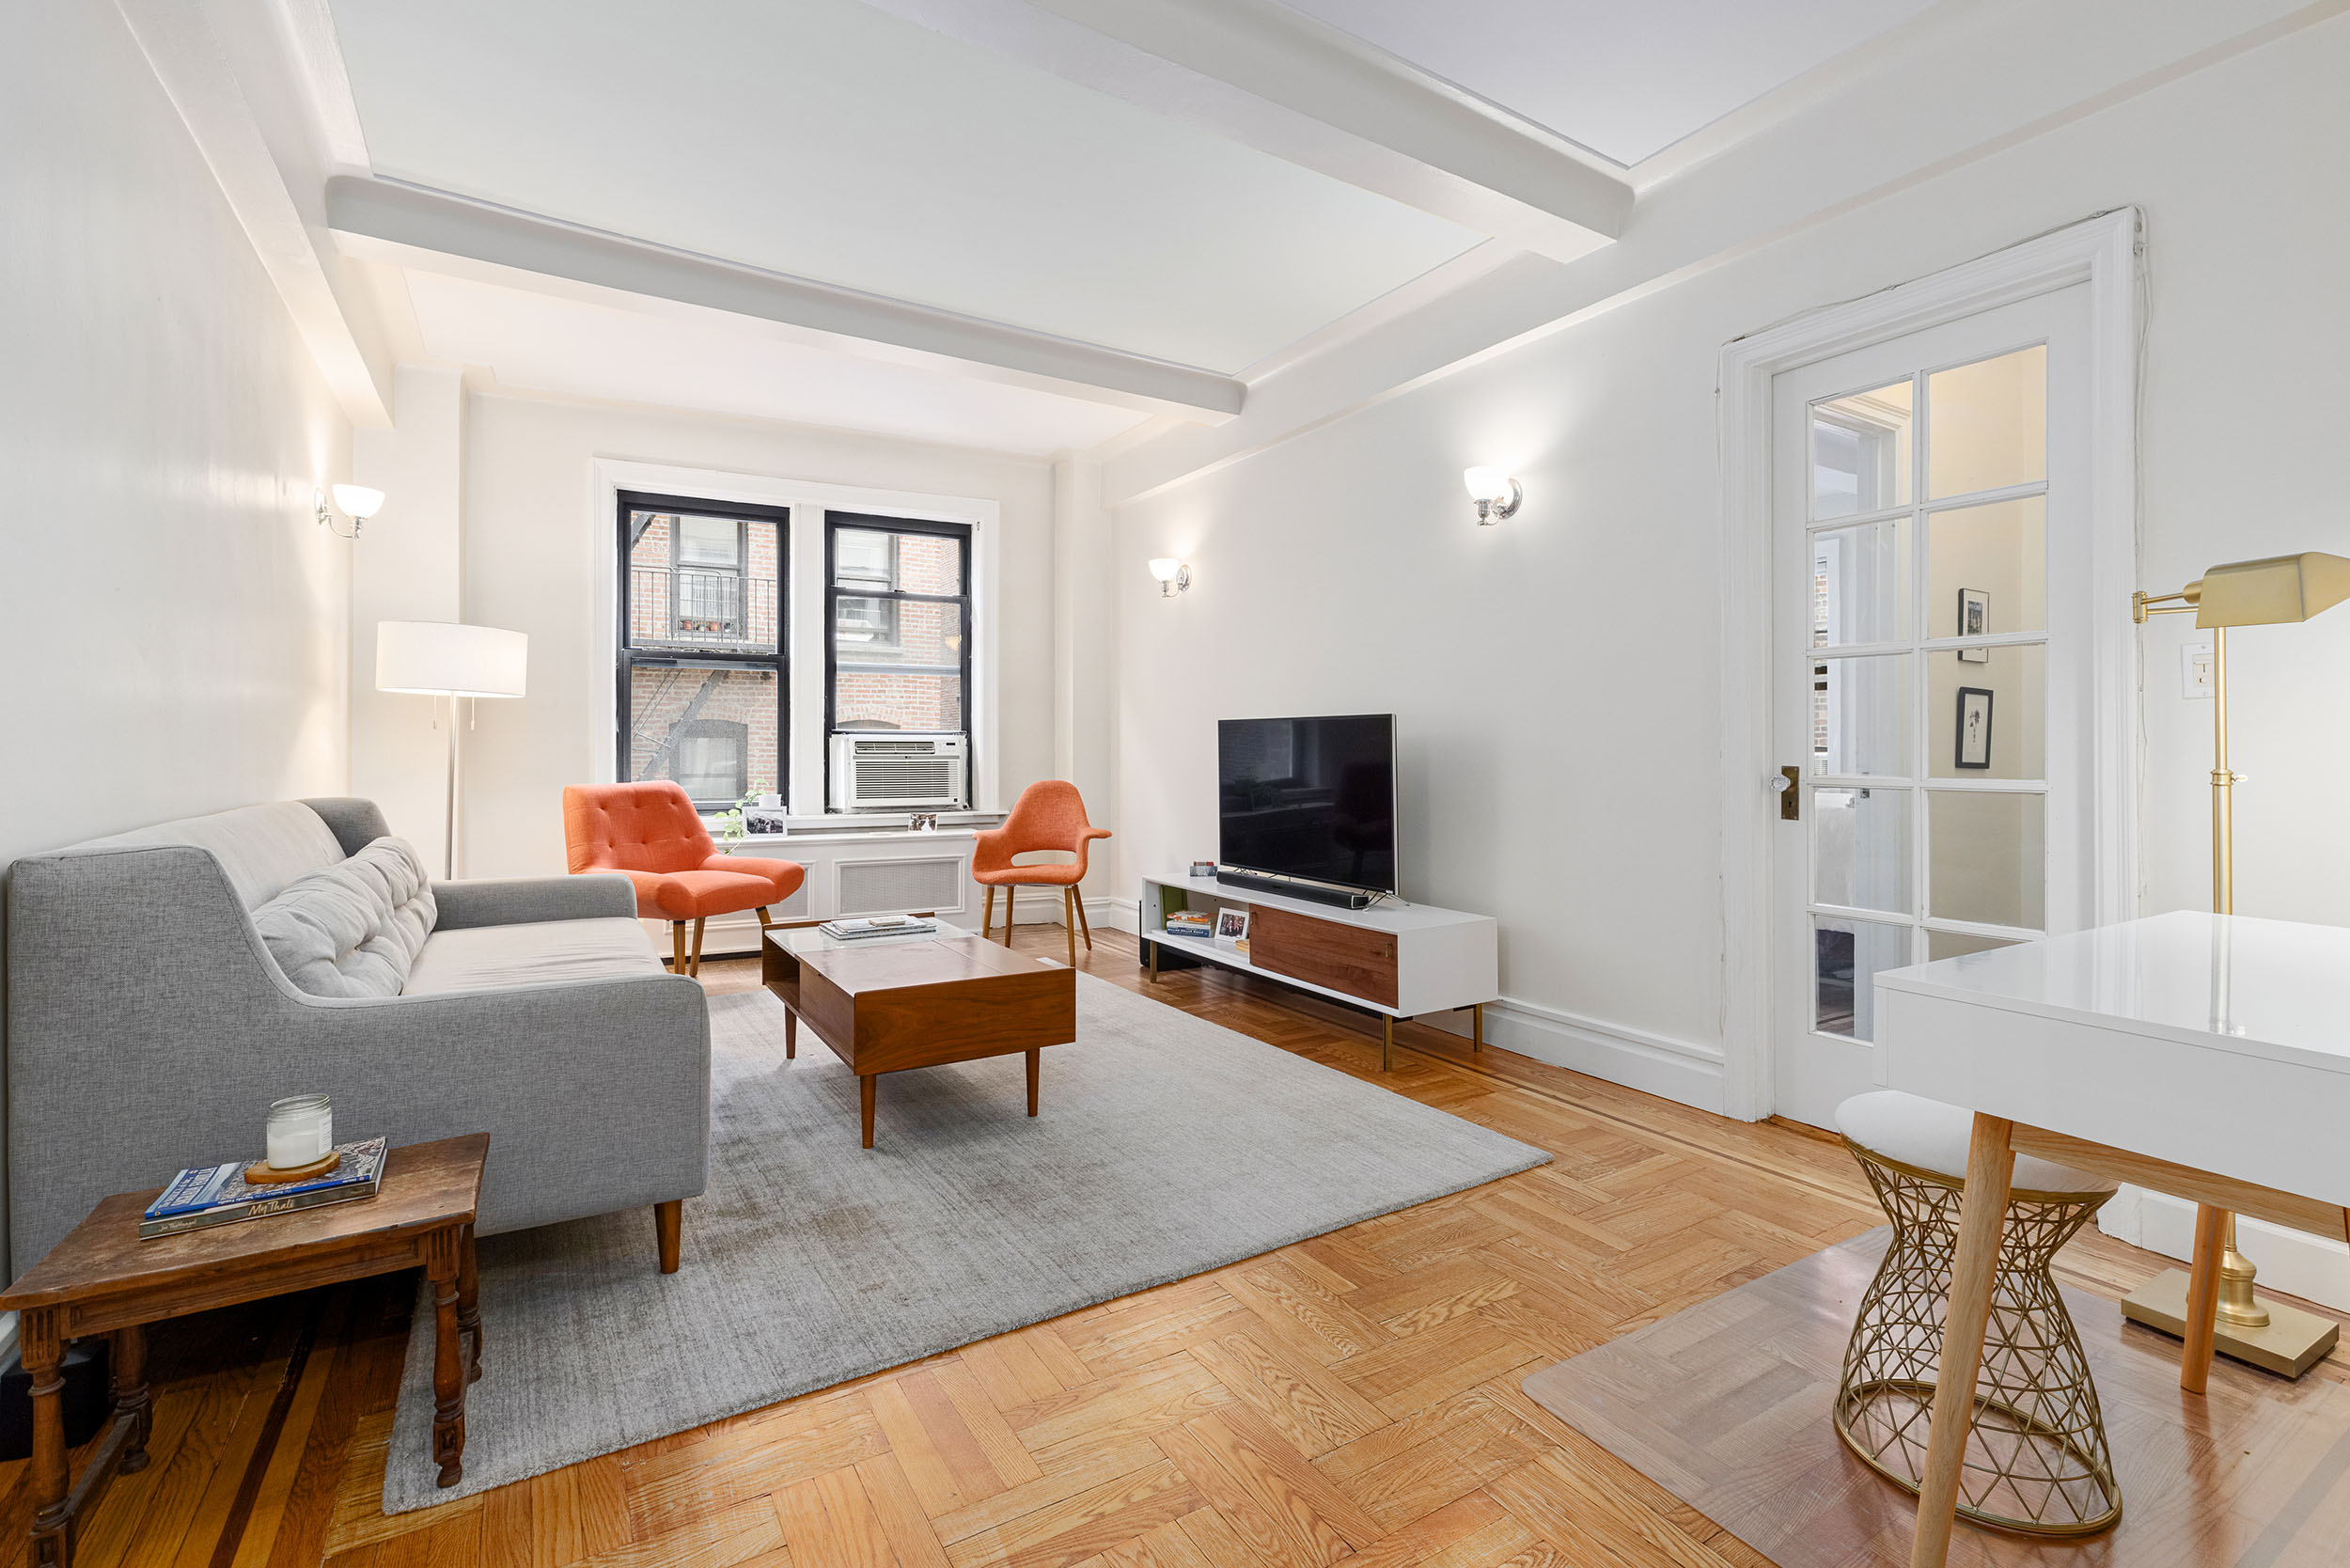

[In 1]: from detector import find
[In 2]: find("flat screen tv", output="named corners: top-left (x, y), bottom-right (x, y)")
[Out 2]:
top-left (1217, 713), bottom-right (1397, 904)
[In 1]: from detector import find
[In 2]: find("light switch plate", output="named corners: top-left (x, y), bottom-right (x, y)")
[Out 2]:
top-left (2182, 638), bottom-right (2216, 698)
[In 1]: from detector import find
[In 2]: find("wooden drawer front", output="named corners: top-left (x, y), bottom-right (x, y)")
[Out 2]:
top-left (1250, 907), bottom-right (1398, 1008)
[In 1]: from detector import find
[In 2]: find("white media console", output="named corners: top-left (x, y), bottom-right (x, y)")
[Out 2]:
top-left (1138, 871), bottom-right (1498, 1071)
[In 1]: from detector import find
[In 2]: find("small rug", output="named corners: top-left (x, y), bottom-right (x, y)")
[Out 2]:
top-left (384, 972), bottom-right (1546, 1510)
top-left (1523, 1230), bottom-right (2350, 1567)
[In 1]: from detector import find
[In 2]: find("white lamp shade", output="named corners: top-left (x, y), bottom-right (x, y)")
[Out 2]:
top-left (1148, 557), bottom-right (1183, 582)
top-left (333, 484), bottom-right (386, 520)
top-left (1463, 467), bottom-right (1512, 503)
top-left (376, 621), bottom-right (528, 698)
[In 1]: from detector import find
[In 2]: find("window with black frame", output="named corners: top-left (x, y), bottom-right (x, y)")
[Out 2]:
top-left (618, 492), bottom-right (787, 809)
top-left (826, 513), bottom-right (970, 745)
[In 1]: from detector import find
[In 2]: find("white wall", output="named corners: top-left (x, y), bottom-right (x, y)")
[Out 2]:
top-left (1111, 18), bottom-right (2350, 1106)
top-left (352, 366), bottom-right (466, 868)
top-left (452, 393), bottom-right (1061, 881)
top-left (0, 0), bottom-right (354, 1267)
top-left (0, 0), bottom-right (354, 869)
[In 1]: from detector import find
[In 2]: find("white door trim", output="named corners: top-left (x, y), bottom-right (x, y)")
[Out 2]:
top-left (1715, 209), bottom-right (2141, 1123)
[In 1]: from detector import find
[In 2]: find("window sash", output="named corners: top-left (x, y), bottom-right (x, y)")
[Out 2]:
top-left (618, 492), bottom-right (789, 809)
top-left (824, 516), bottom-right (973, 799)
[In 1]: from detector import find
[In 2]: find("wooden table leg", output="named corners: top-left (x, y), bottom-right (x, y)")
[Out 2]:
top-left (457, 1225), bottom-right (483, 1383)
top-left (1148, 937), bottom-right (1159, 983)
top-left (1472, 1003), bottom-right (1483, 1052)
top-left (1382, 1014), bottom-right (1393, 1073)
top-left (426, 1229), bottom-right (467, 1488)
top-left (2181, 1201), bottom-right (2227, 1394)
top-left (784, 1007), bottom-right (797, 1058)
top-left (1026, 1048), bottom-right (1040, 1117)
top-left (861, 1074), bottom-right (877, 1150)
top-left (24, 1309), bottom-right (69, 1568)
top-left (1908, 1113), bottom-right (2014, 1568)
top-left (112, 1324), bottom-right (151, 1472)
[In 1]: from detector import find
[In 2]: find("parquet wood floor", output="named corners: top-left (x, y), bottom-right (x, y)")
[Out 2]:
top-left (9, 927), bottom-right (2336, 1568)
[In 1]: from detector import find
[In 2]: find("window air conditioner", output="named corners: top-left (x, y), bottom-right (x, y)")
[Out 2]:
top-left (828, 734), bottom-right (970, 811)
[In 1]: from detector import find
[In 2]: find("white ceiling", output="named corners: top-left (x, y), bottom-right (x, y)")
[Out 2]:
top-left (1275, 0), bottom-right (1938, 165)
top-left (325, 0), bottom-right (1483, 375)
top-left (401, 271), bottom-right (1152, 456)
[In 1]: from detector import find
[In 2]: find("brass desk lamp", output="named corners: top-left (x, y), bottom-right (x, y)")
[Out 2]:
top-left (2124, 551), bottom-right (2350, 1376)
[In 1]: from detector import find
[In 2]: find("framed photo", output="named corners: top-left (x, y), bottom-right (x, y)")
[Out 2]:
top-left (1956, 588), bottom-right (1991, 663)
top-left (1955, 686), bottom-right (1995, 770)
top-left (1214, 907), bottom-right (1251, 942)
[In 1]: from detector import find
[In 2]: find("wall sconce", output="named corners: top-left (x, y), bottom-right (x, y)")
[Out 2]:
top-left (1149, 557), bottom-right (1191, 598)
top-left (317, 484), bottom-right (385, 539)
top-left (1463, 467), bottom-right (1521, 525)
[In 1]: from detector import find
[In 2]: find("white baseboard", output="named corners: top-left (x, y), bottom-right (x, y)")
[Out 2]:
top-left (1098, 897), bottom-right (1140, 933)
top-left (2098, 1187), bottom-right (2350, 1312)
top-left (1418, 996), bottom-right (1726, 1115)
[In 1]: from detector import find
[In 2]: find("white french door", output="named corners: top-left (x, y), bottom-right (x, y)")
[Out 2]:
top-left (1770, 286), bottom-right (2095, 1128)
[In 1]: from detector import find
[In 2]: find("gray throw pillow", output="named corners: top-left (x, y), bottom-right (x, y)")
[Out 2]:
top-left (251, 836), bottom-right (437, 998)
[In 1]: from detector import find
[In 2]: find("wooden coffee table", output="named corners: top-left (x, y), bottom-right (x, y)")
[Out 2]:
top-left (761, 924), bottom-right (1077, 1148)
top-left (0, 1135), bottom-right (488, 1567)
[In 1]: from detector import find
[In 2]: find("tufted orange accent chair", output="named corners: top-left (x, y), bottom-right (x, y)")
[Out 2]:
top-left (562, 781), bottom-right (807, 975)
top-left (972, 780), bottom-right (1111, 967)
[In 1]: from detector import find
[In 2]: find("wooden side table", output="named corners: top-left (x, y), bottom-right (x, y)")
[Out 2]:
top-left (0, 1134), bottom-right (489, 1567)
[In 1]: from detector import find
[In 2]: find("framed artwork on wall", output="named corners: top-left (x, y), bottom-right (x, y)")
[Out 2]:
top-left (1957, 588), bottom-right (1991, 662)
top-left (1955, 686), bottom-right (1995, 770)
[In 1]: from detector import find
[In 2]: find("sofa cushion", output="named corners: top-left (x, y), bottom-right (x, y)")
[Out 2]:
top-left (72, 802), bottom-right (345, 911)
top-left (252, 837), bottom-right (438, 998)
top-left (402, 917), bottom-right (665, 996)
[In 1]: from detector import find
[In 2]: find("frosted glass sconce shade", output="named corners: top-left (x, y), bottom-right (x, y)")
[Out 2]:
top-left (332, 484), bottom-right (385, 521)
top-left (1148, 557), bottom-right (1191, 598)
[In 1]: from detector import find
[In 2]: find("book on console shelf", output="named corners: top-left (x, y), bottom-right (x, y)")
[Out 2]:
top-left (819, 915), bottom-right (939, 940)
top-left (140, 1137), bottom-right (388, 1239)
top-left (1163, 911), bottom-right (1214, 936)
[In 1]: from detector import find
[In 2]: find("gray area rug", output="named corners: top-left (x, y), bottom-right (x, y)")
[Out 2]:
top-left (384, 971), bottom-right (1546, 1510)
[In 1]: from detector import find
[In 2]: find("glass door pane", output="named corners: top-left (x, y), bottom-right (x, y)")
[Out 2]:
top-left (1927, 791), bottom-right (2045, 929)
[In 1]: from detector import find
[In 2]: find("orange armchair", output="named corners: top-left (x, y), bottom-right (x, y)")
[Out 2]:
top-left (562, 781), bottom-right (807, 976)
top-left (973, 780), bottom-right (1111, 966)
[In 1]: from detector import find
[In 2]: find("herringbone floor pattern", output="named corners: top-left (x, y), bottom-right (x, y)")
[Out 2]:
top-left (0, 927), bottom-right (2245, 1568)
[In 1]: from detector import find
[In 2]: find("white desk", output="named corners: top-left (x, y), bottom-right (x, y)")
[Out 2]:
top-left (1873, 911), bottom-right (2350, 1568)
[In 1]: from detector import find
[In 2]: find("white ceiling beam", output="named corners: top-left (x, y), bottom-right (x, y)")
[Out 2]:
top-left (868, 0), bottom-right (1629, 259)
top-left (325, 178), bottom-right (1245, 422)
top-left (116, 0), bottom-right (392, 425)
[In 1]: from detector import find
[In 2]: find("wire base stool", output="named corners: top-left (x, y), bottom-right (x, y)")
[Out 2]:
top-left (1835, 1140), bottom-right (2122, 1537)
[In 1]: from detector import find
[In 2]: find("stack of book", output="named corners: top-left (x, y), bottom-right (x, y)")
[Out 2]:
top-left (1164, 910), bottom-right (1214, 937)
top-left (141, 1137), bottom-right (388, 1239)
top-left (819, 915), bottom-right (939, 941)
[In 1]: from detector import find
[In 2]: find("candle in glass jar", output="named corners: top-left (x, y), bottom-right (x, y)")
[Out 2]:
top-left (265, 1094), bottom-right (333, 1168)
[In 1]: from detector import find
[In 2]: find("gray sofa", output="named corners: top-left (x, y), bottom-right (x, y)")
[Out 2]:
top-left (3, 797), bottom-right (710, 1279)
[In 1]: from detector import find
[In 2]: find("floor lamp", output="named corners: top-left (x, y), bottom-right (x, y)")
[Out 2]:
top-left (376, 621), bottom-right (529, 880)
top-left (2124, 551), bottom-right (2350, 1376)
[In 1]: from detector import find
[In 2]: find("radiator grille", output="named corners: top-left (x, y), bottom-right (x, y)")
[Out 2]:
top-left (837, 856), bottom-right (965, 917)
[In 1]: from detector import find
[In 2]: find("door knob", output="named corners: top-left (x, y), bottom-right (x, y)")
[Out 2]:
top-left (1778, 766), bottom-right (1802, 822)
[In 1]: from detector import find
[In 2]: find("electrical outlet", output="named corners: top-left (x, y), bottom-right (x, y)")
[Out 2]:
top-left (2182, 638), bottom-right (2216, 699)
